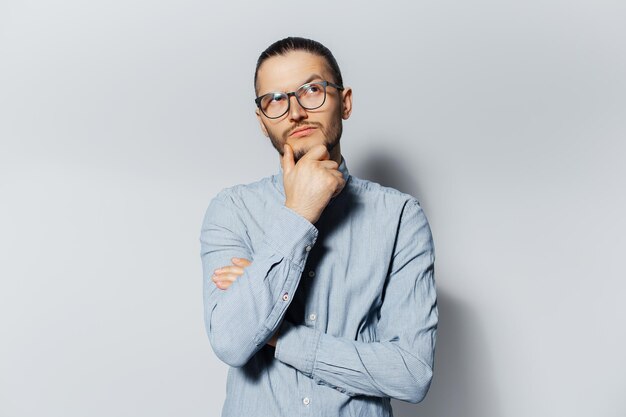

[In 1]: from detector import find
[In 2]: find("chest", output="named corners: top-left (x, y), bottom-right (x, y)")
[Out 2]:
top-left (249, 196), bottom-right (401, 340)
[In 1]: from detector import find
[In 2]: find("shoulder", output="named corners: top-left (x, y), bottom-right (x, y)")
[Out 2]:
top-left (346, 175), bottom-right (431, 239)
top-left (344, 174), bottom-right (434, 255)
top-left (346, 174), bottom-right (423, 210)
top-left (209, 174), bottom-right (276, 208)
top-left (201, 175), bottom-right (277, 231)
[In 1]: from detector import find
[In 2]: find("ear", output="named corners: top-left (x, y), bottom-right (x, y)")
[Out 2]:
top-left (255, 109), bottom-right (269, 137)
top-left (340, 87), bottom-right (353, 120)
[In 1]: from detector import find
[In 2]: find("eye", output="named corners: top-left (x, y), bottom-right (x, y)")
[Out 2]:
top-left (270, 93), bottom-right (285, 102)
top-left (305, 84), bottom-right (321, 93)
top-left (261, 93), bottom-right (286, 109)
top-left (300, 83), bottom-right (324, 97)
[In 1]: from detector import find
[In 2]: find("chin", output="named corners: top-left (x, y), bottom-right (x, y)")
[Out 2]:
top-left (293, 136), bottom-right (326, 155)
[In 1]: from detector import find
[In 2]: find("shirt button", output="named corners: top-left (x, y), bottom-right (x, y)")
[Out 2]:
top-left (282, 293), bottom-right (289, 301)
top-left (308, 313), bottom-right (316, 321)
top-left (305, 245), bottom-right (312, 252)
top-left (303, 397), bottom-right (310, 406)
top-left (308, 270), bottom-right (315, 277)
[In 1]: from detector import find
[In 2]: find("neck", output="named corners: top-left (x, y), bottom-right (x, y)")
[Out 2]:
top-left (329, 143), bottom-right (342, 165)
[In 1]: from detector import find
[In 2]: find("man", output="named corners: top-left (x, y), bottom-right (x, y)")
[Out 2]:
top-left (200, 36), bottom-right (437, 417)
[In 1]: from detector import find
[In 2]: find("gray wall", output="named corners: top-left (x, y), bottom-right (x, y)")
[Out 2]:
top-left (1, 0), bottom-right (624, 416)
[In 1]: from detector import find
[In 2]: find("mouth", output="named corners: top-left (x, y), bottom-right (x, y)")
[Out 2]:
top-left (289, 126), bottom-right (317, 138)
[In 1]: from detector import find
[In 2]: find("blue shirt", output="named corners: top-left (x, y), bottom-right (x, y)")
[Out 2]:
top-left (200, 156), bottom-right (437, 416)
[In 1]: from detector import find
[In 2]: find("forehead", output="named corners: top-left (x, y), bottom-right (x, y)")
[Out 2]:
top-left (256, 50), bottom-right (333, 94)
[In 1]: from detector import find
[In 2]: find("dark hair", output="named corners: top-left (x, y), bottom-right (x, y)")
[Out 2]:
top-left (254, 36), bottom-right (343, 94)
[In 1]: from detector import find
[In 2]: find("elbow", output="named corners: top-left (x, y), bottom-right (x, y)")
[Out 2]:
top-left (213, 349), bottom-right (251, 368)
top-left (403, 367), bottom-right (433, 404)
top-left (204, 305), bottom-right (255, 367)
top-left (208, 328), bottom-right (256, 368)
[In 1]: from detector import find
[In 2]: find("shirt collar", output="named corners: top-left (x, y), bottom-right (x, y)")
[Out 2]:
top-left (273, 154), bottom-right (351, 198)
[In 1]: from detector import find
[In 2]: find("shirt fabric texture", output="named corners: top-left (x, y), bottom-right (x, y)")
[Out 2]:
top-left (200, 156), bottom-right (438, 417)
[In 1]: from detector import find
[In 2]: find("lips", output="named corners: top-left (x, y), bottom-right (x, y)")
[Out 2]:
top-left (290, 126), bottom-right (317, 137)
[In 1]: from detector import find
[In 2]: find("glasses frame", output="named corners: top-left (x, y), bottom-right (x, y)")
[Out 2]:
top-left (255, 80), bottom-right (344, 119)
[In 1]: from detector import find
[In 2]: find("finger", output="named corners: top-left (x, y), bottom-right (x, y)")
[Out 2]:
top-left (232, 257), bottom-right (252, 267)
top-left (212, 274), bottom-right (240, 290)
top-left (214, 265), bottom-right (245, 275)
top-left (319, 160), bottom-right (339, 170)
top-left (212, 273), bottom-right (239, 283)
top-left (330, 174), bottom-right (346, 196)
top-left (281, 144), bottom-right (295, 175)
top-left (329, 170), bottom-right (344, 181)
top-left (331, 180), bottom-right (346, 198)
top-left (214, 280), bottom-right (233, 290)
top-left (300, 144), bottom-right (330, 161)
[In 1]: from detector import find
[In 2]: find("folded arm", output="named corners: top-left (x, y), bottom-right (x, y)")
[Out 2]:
top-left (200, 193), bottom-right (318, 367)
top-left (274, 199), bottom-right (438, 403)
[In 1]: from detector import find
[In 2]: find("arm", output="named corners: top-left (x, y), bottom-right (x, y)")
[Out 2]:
top-left (273, 199), bottom-right (438, 403)
top-left (200, 193), bottom-right (318, 367)
top-left (211, 257), bottom-right (280, 347)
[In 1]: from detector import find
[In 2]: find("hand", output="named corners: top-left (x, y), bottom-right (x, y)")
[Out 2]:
top-left (267, 330), bottom-right (279, 348)
top-left (282, 143), bottom-right (346, 224)
top-left (212, 257), bottom-right (251, 290)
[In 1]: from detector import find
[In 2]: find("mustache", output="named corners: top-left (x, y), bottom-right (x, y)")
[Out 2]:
top-left (284, 122), bottom-right (323, 140)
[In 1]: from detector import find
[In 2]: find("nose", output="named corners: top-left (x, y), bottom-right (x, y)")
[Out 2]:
top-left (287, 95), bottom-right (308, 122)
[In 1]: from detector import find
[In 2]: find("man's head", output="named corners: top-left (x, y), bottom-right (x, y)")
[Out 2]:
top-left (254, 37), bottom-right (352, 164)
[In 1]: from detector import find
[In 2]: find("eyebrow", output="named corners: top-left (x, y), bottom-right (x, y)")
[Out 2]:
top-left (300, 74), bottom-right (324, 86)
top-left (261, 74), bottom-right (325, 96)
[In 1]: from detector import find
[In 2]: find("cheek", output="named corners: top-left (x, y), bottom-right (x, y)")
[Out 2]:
top-left (322, 114), bottom-right (342, 135)
top-left (266, 123), bottom-right (289, 141)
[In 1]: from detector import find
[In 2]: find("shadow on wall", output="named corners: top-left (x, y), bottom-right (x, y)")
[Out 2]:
top-left (355, 151), bottom-right (426, 205)
top-left (358, 151), bottom-right (501, 417)
top-left (391, 290), bottom-right (500, 417)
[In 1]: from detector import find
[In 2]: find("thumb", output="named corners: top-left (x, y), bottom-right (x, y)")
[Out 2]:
top-left (232, 257), bottom-right (252, 267)
top-left (281, 143), bottom-right (295, 175)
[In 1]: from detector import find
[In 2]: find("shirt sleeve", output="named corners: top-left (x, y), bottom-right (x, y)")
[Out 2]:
top-left (200, 192), bottom-right (318, 367)
top-left (273, 199), bottom-right (437, 403)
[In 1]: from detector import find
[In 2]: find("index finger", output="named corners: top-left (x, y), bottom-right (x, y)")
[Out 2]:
top-left (299, 144), bottom-right (329, 162)
top-left (281, 144), bottom-right (295, 175)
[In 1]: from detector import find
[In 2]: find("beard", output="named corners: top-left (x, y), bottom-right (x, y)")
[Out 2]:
top-left (266, 113), bottom-right (343, 164)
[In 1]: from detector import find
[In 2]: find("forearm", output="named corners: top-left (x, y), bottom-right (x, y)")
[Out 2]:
top-left (205, 252), bottom-right (304, 366)
top-left (275, 198), bottom-right (437, 403)
top-left (201, 199), bottom-right (318, 367)
top-left (274, 319), bottom-right (436, 403)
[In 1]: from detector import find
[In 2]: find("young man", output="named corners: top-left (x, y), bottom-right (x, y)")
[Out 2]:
top-left (200, 37), bottom-right (437, 417)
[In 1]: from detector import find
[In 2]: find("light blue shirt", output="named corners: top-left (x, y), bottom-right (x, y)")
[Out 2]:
top-left (200, 156), bottom-right (437, 416)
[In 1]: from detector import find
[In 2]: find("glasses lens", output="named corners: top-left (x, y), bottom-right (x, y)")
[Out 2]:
top-left (297, 82), bottom-right (326, 110)
top-left (260, 92), bottom-right (289, 118)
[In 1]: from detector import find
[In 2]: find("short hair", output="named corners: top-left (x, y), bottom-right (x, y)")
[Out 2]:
top-left (254, 36), bottom-right (343, 94)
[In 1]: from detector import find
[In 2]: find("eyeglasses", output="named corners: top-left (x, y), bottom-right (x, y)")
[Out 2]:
top-left (255, 80), bottom-right (344, 119)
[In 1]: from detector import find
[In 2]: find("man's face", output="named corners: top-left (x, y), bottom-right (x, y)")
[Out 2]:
top-left (255, 50), bottom-right (352, 163)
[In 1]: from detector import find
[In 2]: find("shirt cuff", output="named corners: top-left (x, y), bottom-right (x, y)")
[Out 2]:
top-left (263, 205), bottom-right (319, 269)
top-left (274, 320), bottom-right (321, 378)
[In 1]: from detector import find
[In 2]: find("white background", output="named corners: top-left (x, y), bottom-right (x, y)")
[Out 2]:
top-left (1, 1), bottom-right (624, 416)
